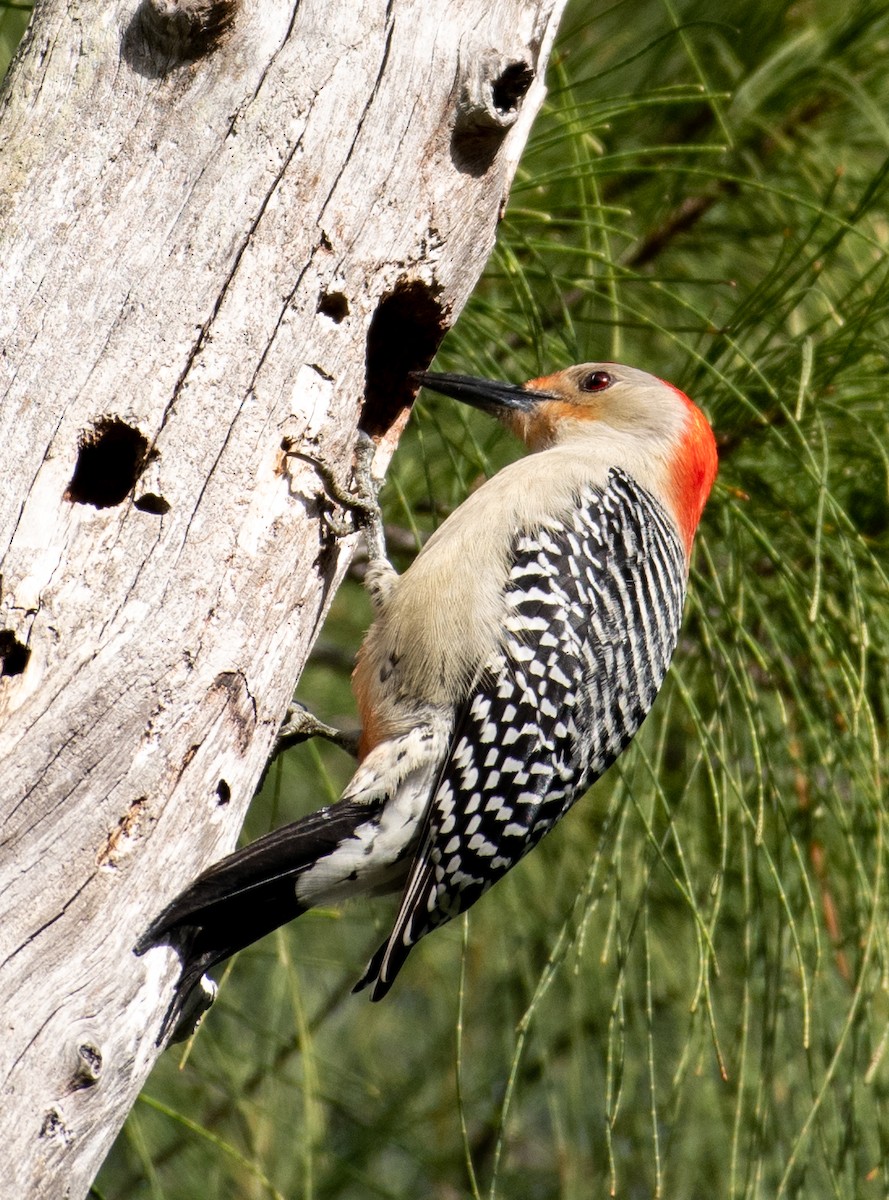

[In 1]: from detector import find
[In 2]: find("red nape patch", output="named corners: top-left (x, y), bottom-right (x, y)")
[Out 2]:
top-left (660, 382), bottom-right (718, 559)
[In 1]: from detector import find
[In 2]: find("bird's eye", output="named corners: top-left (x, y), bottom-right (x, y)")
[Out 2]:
top-left (579, 370), bottom-right (614, 393)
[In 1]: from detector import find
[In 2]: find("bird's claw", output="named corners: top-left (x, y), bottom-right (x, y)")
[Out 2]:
top-left (282, 432), bottom-right (387, 563)
top-left (274, 701), bottom-right (361, 760)
top-left (347, 431), bottom-right (388, 564)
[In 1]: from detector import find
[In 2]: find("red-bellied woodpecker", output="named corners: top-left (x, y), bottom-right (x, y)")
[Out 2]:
top-left (138, 363), bottom-right (718, 1042)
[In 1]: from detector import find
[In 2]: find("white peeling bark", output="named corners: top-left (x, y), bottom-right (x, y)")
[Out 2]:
top-left (0, 0), bottom-right (567, 1194)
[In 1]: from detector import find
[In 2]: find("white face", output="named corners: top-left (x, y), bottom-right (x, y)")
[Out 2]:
top-left (508, 362), bottom-right (692, 451)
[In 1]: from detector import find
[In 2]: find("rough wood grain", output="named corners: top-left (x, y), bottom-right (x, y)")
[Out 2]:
top-left (0, 0), bottom-right (567, 1193)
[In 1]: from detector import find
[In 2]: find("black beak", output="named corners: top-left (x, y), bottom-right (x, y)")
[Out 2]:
top-left (410, 371), bottom-right (552, 415)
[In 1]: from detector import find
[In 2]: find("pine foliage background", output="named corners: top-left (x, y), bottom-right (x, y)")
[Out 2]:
top-left (4, 1), bottom-right (889, 1196)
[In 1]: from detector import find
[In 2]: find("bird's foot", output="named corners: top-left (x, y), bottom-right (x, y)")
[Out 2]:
top-left (274, 701), bottom-right (361, 760)
top-left (282, 431), bottom-right (398, 608)
top-left (282, 432), bottom-right (388, 559)
top-left (348, 431), bottom-right (388, 566)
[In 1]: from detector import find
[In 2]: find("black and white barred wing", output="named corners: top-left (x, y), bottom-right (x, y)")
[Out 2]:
top-left (360, 470), bottom-right (688, 998)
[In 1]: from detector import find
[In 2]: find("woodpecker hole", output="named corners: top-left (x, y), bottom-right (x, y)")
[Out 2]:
top-left (491, 61), bottom-right (534, 114)
top-left (122, 0), bottom-right (237, 79)
top-left (363, 280), bottom-right (447, 436)
top-left (452, 56), bottom-right (535, 176)
top-left (134, 492), bottom-right (171, 515)
top-left (70, 1043), bottom-right (103, 1091)
top-left (66, 419), bottom-right (151, 509)
top-left (318, 291), bottom-right (349, 323)
top-left (216, 778), bottom-right (231, 805)
top-left (134, 0), bottom-right (236, 58)
top-left (0, 630), bottom-right (30, 677)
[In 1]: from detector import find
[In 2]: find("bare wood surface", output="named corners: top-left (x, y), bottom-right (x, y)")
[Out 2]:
top-left (0, 0), bottom-right (566, 1193)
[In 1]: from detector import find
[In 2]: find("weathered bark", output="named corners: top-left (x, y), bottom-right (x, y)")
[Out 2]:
top-left (0, 0), bottom-right (566, 1193)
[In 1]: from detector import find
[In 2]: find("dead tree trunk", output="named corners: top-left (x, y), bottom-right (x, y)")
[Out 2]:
top-left (0, 0), bottom-right (566, 1193)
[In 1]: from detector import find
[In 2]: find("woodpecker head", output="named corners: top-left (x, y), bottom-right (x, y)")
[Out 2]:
top-left (413, 362), bottom-right (718, 557)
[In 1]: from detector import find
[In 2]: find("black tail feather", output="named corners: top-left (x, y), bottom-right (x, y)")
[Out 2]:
top-left (137, 798), bottom-right (379, 1042)
top-left (153, 949), bottom-right (220, 1046)
top-left (352, 926), bottom-right (415, 1003)
top-left (352, 939), bottom-right (389, 999)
